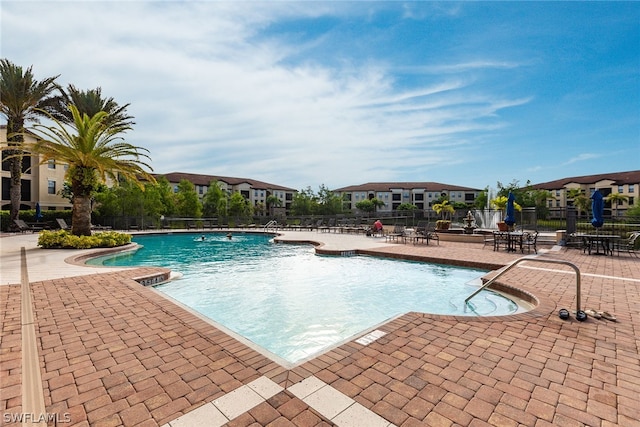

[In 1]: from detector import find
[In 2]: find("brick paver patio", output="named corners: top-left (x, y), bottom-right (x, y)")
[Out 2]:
top-left (1, 231), bottom-right (639, 426)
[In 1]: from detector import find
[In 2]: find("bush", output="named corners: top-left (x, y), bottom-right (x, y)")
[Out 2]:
top-left (38, 230), bottom-right (132, 249)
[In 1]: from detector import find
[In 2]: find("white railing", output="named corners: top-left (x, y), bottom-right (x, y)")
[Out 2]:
top-left (263, 220), bottom-right (278, 232)
top-left (465, 257), bottom-right (582, 311)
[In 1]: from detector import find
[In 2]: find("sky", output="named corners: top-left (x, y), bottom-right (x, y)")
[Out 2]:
top-left (1, 1), bottom-right (639, 191)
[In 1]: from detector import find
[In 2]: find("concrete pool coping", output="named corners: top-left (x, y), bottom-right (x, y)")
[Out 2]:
top-left (1, 229), bottom-right (639, 426)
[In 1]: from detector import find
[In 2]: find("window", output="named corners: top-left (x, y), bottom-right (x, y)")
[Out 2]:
top-left (618, 185), bottom-right (624, 193)
top-left (556, 190), bottom-right (561, 197)
top-left (48, 159), bottom-right (55, 169)
top-left (629, 197), bottom-right (634, 206)
top-left (629, 185), bottom-right (635, 193)
top-left (2, 151), bottom-right (31, 174)
top-left (414, 193), bottom-right (424, 201)
top-left (48, 180), bottom-right (56, 195)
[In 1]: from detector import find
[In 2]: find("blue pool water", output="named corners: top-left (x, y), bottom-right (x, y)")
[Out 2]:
top-left (90, 233), bottom-right (519, 363)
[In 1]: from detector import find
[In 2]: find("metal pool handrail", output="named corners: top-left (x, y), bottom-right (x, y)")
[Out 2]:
top-left (465, 257), bottom-right (582, 311)
top-left (263, 220), bottom-right (278, 231)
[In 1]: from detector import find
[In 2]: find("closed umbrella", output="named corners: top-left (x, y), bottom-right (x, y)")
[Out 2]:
top-left (35, 202), bottom-right (43, 222)
top-left (590, 190), bottom-right (604, 229)
top-left (504, 192), bottom-right (516, 227)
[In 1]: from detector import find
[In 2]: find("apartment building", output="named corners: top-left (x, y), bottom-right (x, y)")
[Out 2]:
top-left (333, 182), bottom-right (482, 213)
top-left (157, 172), bottom-right (297, 214)
top-left (1, 126), bottom-right (72, 211)
top-left (532, 170), bottom-right (640, 217)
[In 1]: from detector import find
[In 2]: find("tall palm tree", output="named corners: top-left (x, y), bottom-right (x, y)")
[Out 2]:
top-left (29, 105), bottom-right (154, 236)
top-left (0, 59), bottom-right (60, 222)
top-left (49, 84), bottom-right (134, 131)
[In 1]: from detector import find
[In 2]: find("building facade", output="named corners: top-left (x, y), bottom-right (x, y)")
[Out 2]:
top-left (532, 170), bottom-right (640, 217)
top-left (1, 127), bottom-right (72, 212)
top-left (333, 182), bottom-right (482, 213)
top-left (157, 172), bottom-right (297, 215)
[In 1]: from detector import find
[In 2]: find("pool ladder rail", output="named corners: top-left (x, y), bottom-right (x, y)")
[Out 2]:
top-left (263, 220), bottom-right (279, 232)
top-left (465, 256), bottom-right (582, 313)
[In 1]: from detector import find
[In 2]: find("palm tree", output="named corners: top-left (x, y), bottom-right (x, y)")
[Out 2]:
top-left (49, 84), bottom-right (134, 131)
top-left (265, 194), bottom-right (282, 216)
top-left (606, 193), bottom-right (629, 219)
top-left (433, 199), bottom-right (455, 220)
top-left (0, 59), bottom-right (60, 223)
top-left (29, 105), bottom-right (154, 236)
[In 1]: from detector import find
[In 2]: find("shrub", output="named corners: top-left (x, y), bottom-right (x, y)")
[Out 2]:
top-left (38, 230), bottom-right (131, 249)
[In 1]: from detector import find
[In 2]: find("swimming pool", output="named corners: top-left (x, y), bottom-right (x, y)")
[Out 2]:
top-left (90, 233), bottom-right (520, 364)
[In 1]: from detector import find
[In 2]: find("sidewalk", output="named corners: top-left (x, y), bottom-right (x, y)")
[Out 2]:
top-left (1, 230), bottom-right (639, 426)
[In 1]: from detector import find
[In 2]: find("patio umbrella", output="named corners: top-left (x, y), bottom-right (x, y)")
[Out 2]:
top-left (35, 202), bottom-right (43, 222)
top-left (504, 192), bottom-right (516, 227)
top-left (590, 190), bottom-right (604, 228)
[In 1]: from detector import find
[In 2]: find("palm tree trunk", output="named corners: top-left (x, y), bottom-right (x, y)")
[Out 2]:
top-left (9, 154), bottom-right (22, 223)
top-left (7, 120), bottom-right (24, 223)
top-left (72, 195), bottom-right (93, 236)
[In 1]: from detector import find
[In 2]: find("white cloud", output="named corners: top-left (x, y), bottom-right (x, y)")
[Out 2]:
top-left (564, 153), bottom-right (602, 165)
top-left (2, 1), bottom-right (635, 189)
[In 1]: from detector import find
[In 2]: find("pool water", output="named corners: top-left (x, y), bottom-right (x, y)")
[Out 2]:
top-left (90, 233), bottom-right (518, 364)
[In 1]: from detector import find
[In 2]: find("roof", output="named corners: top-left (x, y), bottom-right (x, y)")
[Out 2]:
top-left (333, 182), bottom-right (482, 192)
top-left (155, 172), bottom-right (297, 192)
top-left (531, 170), bottom-right (640, 190)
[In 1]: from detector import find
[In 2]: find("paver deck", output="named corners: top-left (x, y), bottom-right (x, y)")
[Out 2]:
top-left (1, 230), bottom-right (639, 426)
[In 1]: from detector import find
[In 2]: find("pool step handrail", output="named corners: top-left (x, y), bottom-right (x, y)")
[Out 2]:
top-left (263, 220), bottom-right (278, 232)
top-left (465, 257), bottom-right (582, 311)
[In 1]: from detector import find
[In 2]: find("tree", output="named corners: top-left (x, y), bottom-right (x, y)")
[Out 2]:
top-left (290, 187), bottom-right (317, 216)
top-left (606, 193), bottom-right (629, 218)
top-left (50, 84), bottom-right (134, 131)
top-left (432, 199), bottom-right (455, 220)
top-left (174, 179), bottom-right (202, 218)
top-left (265, 194), bottom-right (282, 216)
top-left (154, 176), bottom-right (177, 217)
top-left (571, 194), bottom-right (590, 219)
top-left (474, 188), bottom-right (489, 210)
top-left (202, 180), bottom-right (227, 217)
top-left (0, 59), bottom-right (59, 223)
top-left (626, 199), bottom-right (640, 219)
top-left (93, 177), bottom-right (175, 223)
top-left (396, 203), bottom-right (417, 212)
top-left (228, 191), bottom-right (252, 219)
top-left (30, 105), bottom-right (154, 235)
top-left (316, 184), bottom-right (343, 215)
top-left (490, 195), bottom-right (522, 220)
top-left (355, 199), bottom-right (375, 213)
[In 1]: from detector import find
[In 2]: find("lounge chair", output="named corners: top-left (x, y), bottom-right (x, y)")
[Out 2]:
top-left (616, 232), bottom-right (639, 257)
top-left (13, 219), bottom-right (43, 233)
top-left (56, 218), bottom-right (71, 230)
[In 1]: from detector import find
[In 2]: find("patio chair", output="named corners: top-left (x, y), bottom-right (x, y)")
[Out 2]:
top-left (13, 219), bottom-right (43, 233)
top-left (482, 233), bottom-right (495, 249)
top-left (616, 232), bottom-right (639, 257)
top-left (385, 224), bottom-right (405, 242)
top-left (412, 222), bottom-right (430, 245)
top-left (522, 231), bottom-right (538, 254)
top-left (56, 218), bottom-right (71, 230)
